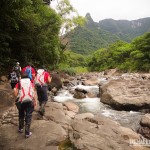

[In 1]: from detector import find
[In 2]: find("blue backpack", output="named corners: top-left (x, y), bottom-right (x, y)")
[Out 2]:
top-left (25, 67), bottom-right (32, 80)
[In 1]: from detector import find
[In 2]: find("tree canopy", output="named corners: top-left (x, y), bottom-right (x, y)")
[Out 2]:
top-left (87, 32), bottom-right (150, 72)
top-left (0, 0), bottom-right (149, 75)
top-left (0, 0), bottom-right (61, 73)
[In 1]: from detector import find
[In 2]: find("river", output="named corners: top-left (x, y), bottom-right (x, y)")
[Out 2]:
top-left (54, 78), bottom-right (144, 132)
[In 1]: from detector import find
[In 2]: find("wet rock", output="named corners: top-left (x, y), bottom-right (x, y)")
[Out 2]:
top-left (73, 87), bottom-right (87, 99)
top-left (138, 114), bottom-right (150, 139)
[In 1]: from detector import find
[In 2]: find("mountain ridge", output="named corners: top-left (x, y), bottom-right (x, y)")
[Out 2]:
top-left (68, 13), bottom-right (150, 55)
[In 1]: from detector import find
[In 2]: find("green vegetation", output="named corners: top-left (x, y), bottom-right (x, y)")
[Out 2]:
top-left (87, 32), bottom-right (150, 72)
top-left (57, 50), bottom-right (88, 75)
top-left (0, 1), bottom-right (149, 75)
top-left (0, 0), bottom-right (61, 73)
top-left (68, 14), bottom-right (150, 55)
top-left (0, 0), bottom-right (86, 74)
top-left (54, 0), bottom-right (85, 67)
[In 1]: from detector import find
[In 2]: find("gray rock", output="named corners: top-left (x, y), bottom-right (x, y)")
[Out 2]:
top-left (100, 79), bottom-right (150, 111)
top-left (69, 115), bottom-right (140, 150)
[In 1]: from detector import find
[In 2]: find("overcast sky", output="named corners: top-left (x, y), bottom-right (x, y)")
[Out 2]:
top-left (68, 0), bottom-right (150, 22)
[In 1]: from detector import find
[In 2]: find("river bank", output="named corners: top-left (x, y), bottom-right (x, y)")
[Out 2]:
top-left (0, 70), bottom-right (150, 150)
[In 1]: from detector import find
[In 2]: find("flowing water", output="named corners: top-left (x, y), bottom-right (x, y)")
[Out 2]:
top-left (54, 80), bottom-right (144, 131)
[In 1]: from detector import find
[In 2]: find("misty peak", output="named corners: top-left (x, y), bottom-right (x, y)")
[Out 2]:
top-left (85, 13), bottom-right (94, 23)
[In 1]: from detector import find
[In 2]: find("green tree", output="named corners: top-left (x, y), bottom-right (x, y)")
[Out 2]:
top-left (87, 32), bottom-right (150, 72)
top-left (0, 0), bottom-right (61, 73)
top-left (54, 0), bottom-right (85, 66)
top-left (130, 32), bottom-right (150, 71)
top-left (88, 41), bottom-right (132, 72)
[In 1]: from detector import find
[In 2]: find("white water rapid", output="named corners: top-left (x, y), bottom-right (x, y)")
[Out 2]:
top-left (54, 82), bottom-right (144, 131)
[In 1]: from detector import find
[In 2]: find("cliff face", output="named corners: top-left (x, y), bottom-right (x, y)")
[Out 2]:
top-left (98, 17), bottom-right (150, 37)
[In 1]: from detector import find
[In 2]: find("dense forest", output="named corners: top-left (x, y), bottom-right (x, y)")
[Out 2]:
top-left (0, 0), bottom-right (61, 73)
top-left (69, 13), bottom-right (150, 55)
top-left (61, 32), bottom-right (150, 73)
top-left (87, 32), bottom-right (150, 72)
top-left (0, 0), bottom-right (150, 75)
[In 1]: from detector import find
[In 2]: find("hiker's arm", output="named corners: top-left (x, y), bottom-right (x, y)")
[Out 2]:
top-left (47, 75), bottom-right (51, 84)
top-left (13, 88), bottom-right (19, 98)
top-left (32, 73), bottom-right (36, 79)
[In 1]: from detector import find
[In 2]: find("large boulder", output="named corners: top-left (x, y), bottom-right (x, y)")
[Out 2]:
top-left (100, 79), bottom-right (150, 111)
top-left (0, 100), bottom-right (148, 150)
top-left (0, 120), bottom-right (67, 150)
top-left (49, 72), bottom-right (63, 95)
top-left (0, 102), bottom-right (69, 150)
top-left (69, 114), bottom-right (141, 150)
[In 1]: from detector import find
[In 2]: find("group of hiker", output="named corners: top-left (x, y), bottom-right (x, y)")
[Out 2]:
top-left (8, 62), bottom-right (51, 138)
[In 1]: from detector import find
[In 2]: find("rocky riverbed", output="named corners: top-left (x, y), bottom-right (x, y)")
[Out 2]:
top-left (0, 70), bottom-right (150, 150)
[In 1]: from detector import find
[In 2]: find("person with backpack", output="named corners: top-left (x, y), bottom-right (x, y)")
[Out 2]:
top-left (22, 63), bottom-right (36, 83)
top-left (34, 66), bottom-right (51, 116)
top-left (13, 62), bottom-right (22, 79)
top-left (8, 69), bottom-right (19, 89)
top-left (14, 73), bottom-right (37, 138)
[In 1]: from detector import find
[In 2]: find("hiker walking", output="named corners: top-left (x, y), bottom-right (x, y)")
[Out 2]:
top-left (34, 66), bottom-right (51, 116)
top-left (13, 62), bottom-right (22, 79)
top-left (8, 68), bottom-right (19, 89)
top-left (22, 63), bottom-right (36, 83)
top-left (14, 73), bottom-right (37, 138)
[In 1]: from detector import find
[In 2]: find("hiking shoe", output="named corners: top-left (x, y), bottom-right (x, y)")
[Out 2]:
top-left (39, 110), bottom-right (44, 116)
top-left (25, 132), bottom-right (32, 138)
top-left (18, 129), bottom-right (23, 133)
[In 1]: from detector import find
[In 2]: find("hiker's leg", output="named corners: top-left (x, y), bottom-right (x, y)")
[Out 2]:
top-left (36, 86), bottom-right (42, 110)
top-left (18, 104), bottom-right (25, 130)
top-left (25, 102), bottom-right (34, 135)
top-left (39, 86), bottom-right (48, 115)
top-left (40, 101), bottom-right (47, 115)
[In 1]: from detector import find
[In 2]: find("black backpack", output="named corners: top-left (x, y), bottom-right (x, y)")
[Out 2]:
top-left (13, 65), bottom-right (21, 76)
top-left (10, 71), bottom-right (19, 83)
